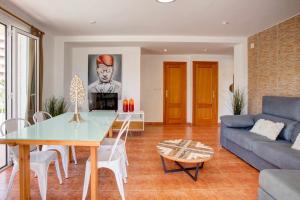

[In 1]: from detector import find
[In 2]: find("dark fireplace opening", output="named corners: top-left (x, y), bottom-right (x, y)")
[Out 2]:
top-left (89, 93), bottom-right (118, 111)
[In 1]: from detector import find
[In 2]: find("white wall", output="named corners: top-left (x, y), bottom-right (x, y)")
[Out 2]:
top-left (141, 54), bottom-right (234, 123)
top-left (234, 41), bottom-right (248, 114)
top-left (66, 46), bottom-right (141, 111)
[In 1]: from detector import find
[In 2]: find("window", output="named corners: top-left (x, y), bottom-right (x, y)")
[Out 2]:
top-left (0, 15), bottom-right (39, 169)
top-left (0, 23), bottom-right (7, 169)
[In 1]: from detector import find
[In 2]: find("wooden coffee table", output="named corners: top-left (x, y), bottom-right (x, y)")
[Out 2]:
top-left (157, 139), bottom-right (214, 181)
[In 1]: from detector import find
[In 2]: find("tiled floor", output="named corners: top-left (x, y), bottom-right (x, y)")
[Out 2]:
top-left (0, 125), bottom-right (259, 200)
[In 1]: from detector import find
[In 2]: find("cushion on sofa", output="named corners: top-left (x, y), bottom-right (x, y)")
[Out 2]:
top-left (262, 96), bottom-right (300, 121)
top-left (291, 123), bottom-right (300, 143)
top-left (250, 119), bottom-right (284, 140)
top-left (220, 115), bottom-right (254, 128)
top-left (255, 114), bottom-right (298, 141)
top-left (291, 134), bottom-right (300, 151)
top-left (253, 141), bottom-right (300, 169)
top-left (260, 169), bottom-right (300, 200)
top-left (222, 127), bottom-right (271, 151)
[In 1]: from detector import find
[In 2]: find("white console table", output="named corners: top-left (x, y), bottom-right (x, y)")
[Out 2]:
top-left (112, 111), bottom-right (144, 132)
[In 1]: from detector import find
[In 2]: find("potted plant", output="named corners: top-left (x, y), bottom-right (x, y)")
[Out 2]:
top-left (44, 97), bottom-right (68, 117)
top-left (232, 89), bottom-right (244, 115)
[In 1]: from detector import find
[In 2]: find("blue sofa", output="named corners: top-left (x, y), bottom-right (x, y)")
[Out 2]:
top-left (221, 96), bottom-right (300, 200)
top-left (259, 169), bottom-right (300, 200)
top-left (221, 96), bottom-right (300, 170)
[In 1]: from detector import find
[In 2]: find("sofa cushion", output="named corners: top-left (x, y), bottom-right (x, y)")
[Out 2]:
top-left (291, 123), bottom-right (300, 143)
top-left (255, 114), bottom-right (298, 142)
top-left (291, 134), bottom-right (300, 151)
top-left (250, 119), bottom-right (284, 140)
top-left (262, 96), bottom-right (300, 121)
top-left (253, 141), bottom-right (300, 169)
top-left (260, 169), bottom-right (300, 200)
top-left (222, 127), bottom-right (270, 151)
top-left (220, 115), bottom-right (254, 128)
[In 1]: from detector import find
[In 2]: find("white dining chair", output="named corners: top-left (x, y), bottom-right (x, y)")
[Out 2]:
top-left (33, 111), bottom-right (78, 178)
top-left (81, 118), bottom-right (130, 200)
top-left (100, 115), bottom-right (131, 182)
top-left (1, 118), bottom-right (62, 200)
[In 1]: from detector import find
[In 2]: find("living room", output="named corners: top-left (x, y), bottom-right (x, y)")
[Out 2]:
top-left (0, 0), bottom-right (299, 200)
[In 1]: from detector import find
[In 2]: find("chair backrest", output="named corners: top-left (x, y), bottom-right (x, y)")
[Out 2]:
top-left (33, 111), bottom-right (52, 123)
top-left (0, 118), bottom-right (31, 159)
top-left (108, 115), bottom-right (131, 161)
top-left (120, 115), bottom-right (131, 144)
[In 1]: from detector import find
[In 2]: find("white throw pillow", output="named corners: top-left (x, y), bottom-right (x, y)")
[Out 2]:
top-left (291, 134), bottom-right (300, 151)
top-left (250, 119), bottom-right (284, 140)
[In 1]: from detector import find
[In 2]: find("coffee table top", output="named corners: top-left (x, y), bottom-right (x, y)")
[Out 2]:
top-left (157, 139), bottom-right (214, 163)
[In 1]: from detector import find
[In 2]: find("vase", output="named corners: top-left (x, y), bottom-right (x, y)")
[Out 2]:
top-left (123, 99), bottom-right (128, 112)
top-left (129, 98), bottom-right (134, 112)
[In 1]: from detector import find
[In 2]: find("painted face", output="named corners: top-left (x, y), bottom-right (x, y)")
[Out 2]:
top-left (97, 64), bottom-right (113, 83)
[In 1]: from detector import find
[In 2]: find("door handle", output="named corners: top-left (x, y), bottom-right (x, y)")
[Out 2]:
top-left (212, 91), bottom-right (215, 99)
top-left (165, 90), bottom-right (168, 98)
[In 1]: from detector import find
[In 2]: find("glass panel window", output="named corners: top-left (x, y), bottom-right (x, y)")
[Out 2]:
top-left (0, 23), bottom-right (7, 169)
top-left (14, 29), bottom-right (38, 124)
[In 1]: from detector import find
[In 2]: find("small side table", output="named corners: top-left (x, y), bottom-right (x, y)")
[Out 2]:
top-left (157, 139), bottom-right (214, 181)
top-left (113, 111), bottom-right (144, 132)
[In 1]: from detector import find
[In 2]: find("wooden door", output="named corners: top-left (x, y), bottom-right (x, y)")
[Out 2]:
top-left (164, 62), bottom-right (187, 124)
top-left (193, 61), bottom-right (218, 125)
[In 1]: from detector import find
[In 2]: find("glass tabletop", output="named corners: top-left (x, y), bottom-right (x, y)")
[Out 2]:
top-left (0, 111), bottom-right (117, 142)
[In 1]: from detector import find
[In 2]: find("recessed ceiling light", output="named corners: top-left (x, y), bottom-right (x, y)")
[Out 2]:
top-left (89, 20), bottom-right (96, 24)
top-left (222, 21), bottom-right (229, 25)
top-left (163, 49), bottom-right (168, 52)
top-left (156, 0), bottom-right (176, 3)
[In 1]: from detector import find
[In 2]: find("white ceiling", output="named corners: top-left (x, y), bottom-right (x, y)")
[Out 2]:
top-left (8, 0), bottom-right (300, 36)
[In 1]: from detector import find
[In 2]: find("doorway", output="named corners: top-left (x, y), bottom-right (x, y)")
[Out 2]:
top-left (0, 23), bottom-right (39, 169)
top-left (163, 62), bottom-right (186, 124)
top-left (193, 61), bottom-right (218, 125)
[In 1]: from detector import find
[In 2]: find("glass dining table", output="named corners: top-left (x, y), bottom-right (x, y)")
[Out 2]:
top-left (0, 111), bottom-right (118, 200)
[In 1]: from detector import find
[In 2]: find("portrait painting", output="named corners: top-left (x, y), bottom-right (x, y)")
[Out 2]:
top-left (88, 54), bottom-right (122, 103)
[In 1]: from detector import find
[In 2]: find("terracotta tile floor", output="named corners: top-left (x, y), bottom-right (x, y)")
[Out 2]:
top-left (0, 125), bottom-right (259, 200)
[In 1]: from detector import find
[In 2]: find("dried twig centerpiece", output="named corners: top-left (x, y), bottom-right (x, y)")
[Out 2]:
top-left (69, 74), bottom-right (85, 123)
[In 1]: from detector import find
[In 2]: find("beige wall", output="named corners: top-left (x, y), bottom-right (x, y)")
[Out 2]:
top-left (248, 14), bottom-right (300, 114)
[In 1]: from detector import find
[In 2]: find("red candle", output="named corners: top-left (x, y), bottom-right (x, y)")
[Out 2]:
top-left (129, 98), bottom-right (134, 112)
top-left (123, 99), bottom-right (128, 112)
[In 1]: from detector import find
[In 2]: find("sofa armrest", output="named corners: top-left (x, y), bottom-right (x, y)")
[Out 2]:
top-left (221, 115), bottom-right (254, 128)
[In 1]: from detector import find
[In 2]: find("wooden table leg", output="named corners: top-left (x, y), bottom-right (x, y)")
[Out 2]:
top-left (90, 146), bottom-right (98, 200)
top-left (108, 127), bottom-right (113, 138)
top-left (19, 144), bottom-right (30, 200)
top-left (69, 146), bottom-right (72, 163)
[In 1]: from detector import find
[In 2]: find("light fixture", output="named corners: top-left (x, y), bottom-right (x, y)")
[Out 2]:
top-left (163, 49), bottom-right (168, 52)
top-left (89, 20), bottom-right (96, 24)
top-left (156, 0), bottom-right (176, 3)
top-left (222, 21), bottom-right (229, 25)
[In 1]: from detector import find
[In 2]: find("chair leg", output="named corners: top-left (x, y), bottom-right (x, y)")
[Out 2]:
top-left (82, 161), bottom-right (91, 200)
top-left (54, 159), bottom-right (63, 184)
top-left (6, 164), bottom-right (19, 199)
top-left (36, 167), bottom-right (48, 200)
top-left (62, 148), bottom-right (69, 178)
top-left (71, 146), bottom-right (78, 165)
top-left (113, 168), bottom-right (125, 200)
top-left (121, 158), bottom-right (128, 183)
top-left (123, 144), bottom-right (129, 166)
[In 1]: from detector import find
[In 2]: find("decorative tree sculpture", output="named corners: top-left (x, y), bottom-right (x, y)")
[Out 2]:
top-left (69, 74), bottom-right (85, 122)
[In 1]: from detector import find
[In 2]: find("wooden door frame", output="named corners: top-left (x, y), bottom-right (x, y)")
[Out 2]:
top-left (192, 61), bottom-right (218, 125)
top-left (163, 61), bottom-right (187, 124)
